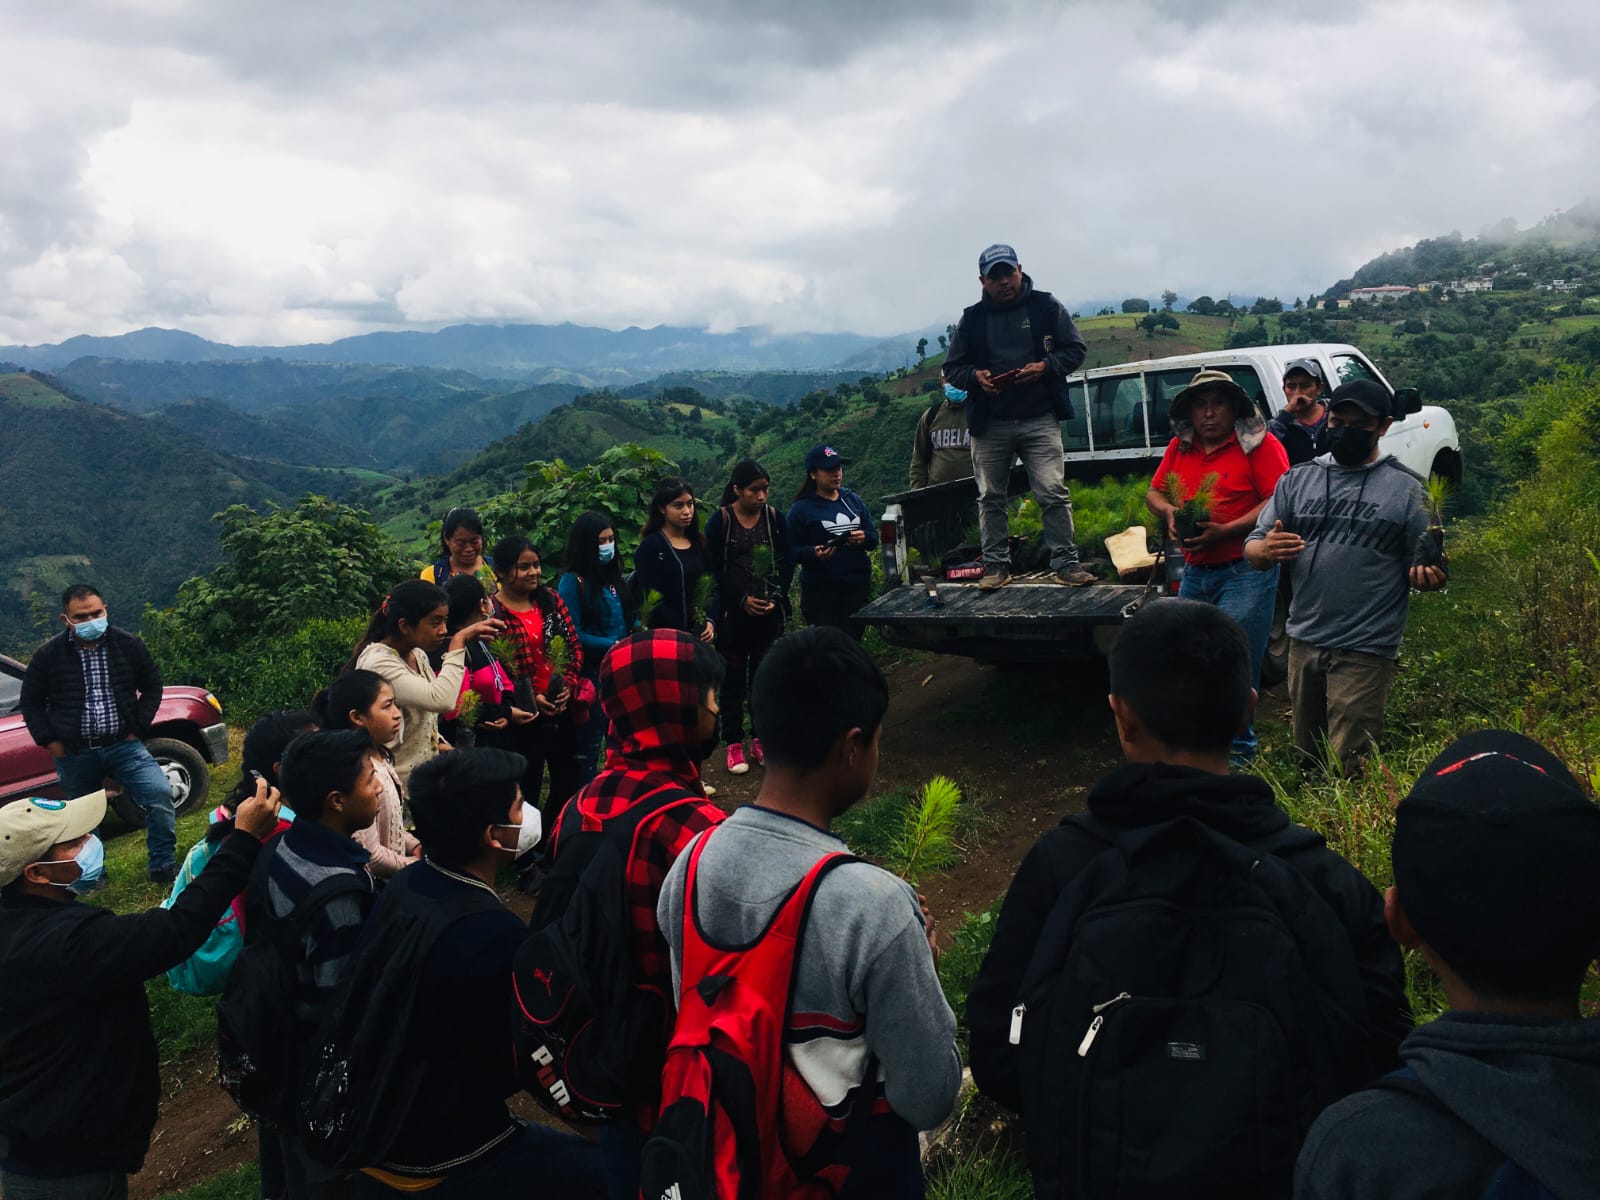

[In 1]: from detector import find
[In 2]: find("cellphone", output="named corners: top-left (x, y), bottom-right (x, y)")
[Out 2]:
top-left (989, 368), bottom-right (1022, 389)
top-left (249, 770), bottom-right (265, 783)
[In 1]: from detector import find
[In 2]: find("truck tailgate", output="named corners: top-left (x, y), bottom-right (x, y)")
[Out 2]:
top-left (855, 574), bottom-right (1151, 661)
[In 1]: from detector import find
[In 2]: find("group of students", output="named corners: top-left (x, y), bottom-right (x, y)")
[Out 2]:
top-left (2, 575), bottom-right (1599, 1199)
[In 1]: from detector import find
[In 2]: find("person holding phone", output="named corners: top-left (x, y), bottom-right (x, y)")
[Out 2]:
top-left (786, 445), bottom-right (877, 641)
top-left (943, 243), bottom-right (1093, 590)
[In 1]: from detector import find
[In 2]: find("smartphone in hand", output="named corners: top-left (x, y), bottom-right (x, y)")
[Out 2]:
top-left (989, 368), bottom-right (1022, 389)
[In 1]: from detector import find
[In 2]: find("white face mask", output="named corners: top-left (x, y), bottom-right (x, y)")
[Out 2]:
top-left (493, 807), bottom-right (543, 857)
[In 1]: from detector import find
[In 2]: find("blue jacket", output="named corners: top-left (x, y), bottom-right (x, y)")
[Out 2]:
top-left (786, 490), bottom-right (879, 587)
top-left (556, 570), bottom-right (629, 670)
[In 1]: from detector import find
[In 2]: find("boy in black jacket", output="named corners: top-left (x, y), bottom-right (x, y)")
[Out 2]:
top-left (0, 781), bottom-right (282, 1198)
top-left (967, 599), bottom-right (1410, 1197)
top-left (1295, 730), bottom-right (1600, 1200)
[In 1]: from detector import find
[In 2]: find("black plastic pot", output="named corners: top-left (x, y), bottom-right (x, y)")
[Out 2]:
top-left (1413, 526), bottom-right (1446, 568)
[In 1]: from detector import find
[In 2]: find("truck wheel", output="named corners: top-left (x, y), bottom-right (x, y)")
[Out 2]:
top-left (110, 737), bottom-right (211, 827)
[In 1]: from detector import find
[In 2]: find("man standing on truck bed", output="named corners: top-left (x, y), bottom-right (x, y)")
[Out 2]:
top-left (1245, 378), bottom-right (1446, 776)
top-left (944, 243), bottom-right (1094, 589)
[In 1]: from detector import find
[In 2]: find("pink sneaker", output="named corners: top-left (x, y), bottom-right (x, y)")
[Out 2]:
top-left (726, 743), bottom-right (749, 775)
top-left (751, 738), bottom-right (765, 767)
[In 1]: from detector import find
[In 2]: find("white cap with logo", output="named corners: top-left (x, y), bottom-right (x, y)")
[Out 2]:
top-left (0, 790), bottom-right (107, 886)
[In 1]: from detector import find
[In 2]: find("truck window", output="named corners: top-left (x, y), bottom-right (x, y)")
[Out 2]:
top-left (1148, 366), bottom-right (1271, 425)
top-left (1063, 381), bottom-right (1090, 450)
top-left (1088, 374), bottom-right (1150, 451)
top-left (1331, 354), bottom-right (1379, 386)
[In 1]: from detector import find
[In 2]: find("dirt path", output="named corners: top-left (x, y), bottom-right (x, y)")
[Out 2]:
top-left (132, 654), bottom-right (1123, 1197)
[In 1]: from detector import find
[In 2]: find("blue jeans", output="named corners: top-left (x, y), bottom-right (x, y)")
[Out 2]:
top-left (55, 738), bottom-right (176, 870)
top-left (358, 1122), bottom-right (604, 1199)
top-left (1178, 559), bottom-right (1279, 761)
top-left (0, 1169), bottom-right (127, 1199)
top-left (970, 414), bottom-right (1080, 571)
top-left (572, 671), bottom-right (607, 789)
top-left (598, 1118), bottom-right (647, 1200)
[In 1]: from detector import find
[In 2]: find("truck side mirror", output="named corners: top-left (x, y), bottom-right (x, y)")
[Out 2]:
top-left (1392, 387), bottom-right (1421, 416)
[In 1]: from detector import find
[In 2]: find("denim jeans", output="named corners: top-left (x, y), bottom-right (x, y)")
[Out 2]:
top-left (571, 670), bottom-right (608, 789)
top-left (598, 1118), bottom-right (647, 1200)
top-left (0, 1169), bottom-right (127, 1199)
top-left (55, 738), bottom-right (176, 870)
top-left (969, 414), bottom-right (1080, 571)
top-left (1179, 559), bottom-right (1279, 761)
top-left (358, 1122), bottom-right (604, 1199)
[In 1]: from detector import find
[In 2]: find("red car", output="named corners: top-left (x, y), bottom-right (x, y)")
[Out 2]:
top-left (0, 652), bottom-right (230, 826)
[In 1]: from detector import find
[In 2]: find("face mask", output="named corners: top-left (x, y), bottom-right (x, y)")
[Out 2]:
top-left (598, 542), bottom-right (616, 563)
top-left (494, 807), bottom-right (543, 857)
top-left (943, 383), bottom-right (967, 404)
top-left (1328, 425), bottom-right (1378, 466)
top-left (34, 834), bottom-right (105, 895)
top-left (73, 616), bottom-right (108, 642)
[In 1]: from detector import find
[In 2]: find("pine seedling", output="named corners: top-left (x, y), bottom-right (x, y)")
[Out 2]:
top-left (693, 574), bottom-right (714, 625)
top-left (1423, 474), bottom-right (1452, 527)
top-left (888, 775), bottom-right (963, 884)
top-left (454, 689), bottom-right (482, 727)
top-left (750, 542), bottom-right (775, 586)
top-left (487, 636), bottom-right (518, 674)
top-left (638, 588), bottom-right (665, 627)
top-left (546, 634), bottom-right (572, 677)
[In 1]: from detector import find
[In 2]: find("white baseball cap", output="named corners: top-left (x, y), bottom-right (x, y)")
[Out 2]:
top-left (0, 791), bottom-right (107, 886)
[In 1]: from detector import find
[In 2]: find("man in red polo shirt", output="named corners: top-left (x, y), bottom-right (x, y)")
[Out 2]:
top-left (1145, 368), bottom-right (1288, 763)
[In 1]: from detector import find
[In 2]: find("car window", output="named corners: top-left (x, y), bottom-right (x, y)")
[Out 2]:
top-left (1087, 375), bottom-right (1151, 451)
top-left (1148, 366), bottom-right (1271, 423)
top-left (1331, 354), bottom-right (1378, 386)
top-left (1063, 382), bottom-right (1090, 451)
top-left (0, 671), bottom-right (20, 715)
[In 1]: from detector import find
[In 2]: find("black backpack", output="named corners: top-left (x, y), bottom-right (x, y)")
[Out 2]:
top-left (297, 865), bottom-right (506, 1170)
top-left (1011, 817), bottom-right (1372, 1200)
top-left (511, 783), bottom-right (700, 1124)
top-left (216, 841), bottom-right (371, 1125)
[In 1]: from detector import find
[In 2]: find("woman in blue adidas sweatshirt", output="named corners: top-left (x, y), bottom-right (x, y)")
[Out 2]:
top-left (785, 444), bottom-right (878, 641)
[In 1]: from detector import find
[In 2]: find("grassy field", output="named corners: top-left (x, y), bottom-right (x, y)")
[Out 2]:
top-left (0, 370), bottom-right (75, 407)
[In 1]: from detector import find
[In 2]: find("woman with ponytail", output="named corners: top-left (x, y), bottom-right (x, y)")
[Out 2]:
top-left (704, 460), bottom-right (792, 774)
top-left (313, 670), bottom-right (419, 879)
top-left (351, 579), bottom-right (502, 784)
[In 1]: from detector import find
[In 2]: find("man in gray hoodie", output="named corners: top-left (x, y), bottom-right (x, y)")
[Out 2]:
top-left (1294, 729), bottom-right (1600, 1199)
top-left (1244, 378), bottom-right (1445, 773)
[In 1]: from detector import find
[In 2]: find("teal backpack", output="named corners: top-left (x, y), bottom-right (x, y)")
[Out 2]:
top-left (164, 805), bottom-right (295, 996)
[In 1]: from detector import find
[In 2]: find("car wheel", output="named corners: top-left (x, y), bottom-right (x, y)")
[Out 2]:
top-left (109, 737), bottom-right (211, 826)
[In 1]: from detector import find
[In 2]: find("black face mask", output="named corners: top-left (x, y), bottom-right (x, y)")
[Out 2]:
top-left (1328, 425), bottom-right (1377, 466)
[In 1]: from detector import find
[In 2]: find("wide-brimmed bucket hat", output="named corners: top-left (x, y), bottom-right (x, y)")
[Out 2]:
top-left (1169, 368), bottom-right (1253, 422)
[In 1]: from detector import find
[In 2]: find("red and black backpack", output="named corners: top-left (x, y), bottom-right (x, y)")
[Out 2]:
top-left (640, 832), bottom-right (861, 1200)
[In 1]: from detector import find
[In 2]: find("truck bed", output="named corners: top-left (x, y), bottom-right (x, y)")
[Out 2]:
top-left (857, 573), bottom-right (1150, 662)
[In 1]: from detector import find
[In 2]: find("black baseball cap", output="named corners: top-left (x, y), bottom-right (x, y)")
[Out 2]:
top-left (804, 445), bottom-right (849, 471)
top-left (1327, 378), bottom-right (1392, 418)
top-left (1393, 730), bottom-right (1600, 994)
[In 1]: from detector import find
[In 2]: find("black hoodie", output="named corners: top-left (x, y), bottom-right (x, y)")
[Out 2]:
top-left (1295, 1011), bottom-right (1600, 1199)
top-left (967, 762), bottom-right (1412, 1112)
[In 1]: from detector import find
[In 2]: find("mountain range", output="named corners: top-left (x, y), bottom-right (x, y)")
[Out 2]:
top-left (0, 319), bottom-right (947, 381)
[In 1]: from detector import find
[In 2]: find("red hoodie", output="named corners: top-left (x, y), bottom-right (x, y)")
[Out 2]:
top-left (548, 630), bottom-right (724, 1003)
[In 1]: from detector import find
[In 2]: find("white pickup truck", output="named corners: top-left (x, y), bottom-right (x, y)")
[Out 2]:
top-left (859, 342), bottom-right (1461, 662)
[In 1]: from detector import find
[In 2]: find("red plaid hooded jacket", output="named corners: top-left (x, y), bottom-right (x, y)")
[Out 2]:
top-left (548, 630), bottom-right (724, 1005)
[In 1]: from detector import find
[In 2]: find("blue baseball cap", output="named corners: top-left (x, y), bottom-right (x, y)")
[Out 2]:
top-left (979, 243), bottom-right (1020, 276)
top-left (804, 445), bottom-right (849, 471)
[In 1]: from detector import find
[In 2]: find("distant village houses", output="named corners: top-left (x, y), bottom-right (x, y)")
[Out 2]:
top-left (1347, 285), bottom-right (1415, 303)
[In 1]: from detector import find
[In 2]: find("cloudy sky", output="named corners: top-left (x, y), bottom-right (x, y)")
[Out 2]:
top-left (3, 0), bottom-right (1597, 346)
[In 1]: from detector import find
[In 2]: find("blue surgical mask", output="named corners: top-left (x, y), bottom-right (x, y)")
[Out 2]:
top-left (943, 383), bottom-right (968, 405)
top-left (73, 615), bottom-right (108, 642)
top-left (36, 834), bottom-right (105, 895)
top-left (598, 542), bottom-right (616, 564)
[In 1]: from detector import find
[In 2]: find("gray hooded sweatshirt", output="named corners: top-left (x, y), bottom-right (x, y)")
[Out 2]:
top-left (1295, 1011), bottom-right (1600, 1199)
top-left (1248, 452), bottom-right (1430, 658)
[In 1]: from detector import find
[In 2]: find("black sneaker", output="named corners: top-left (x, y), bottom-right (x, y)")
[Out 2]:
top-left (148, 863), bottom-right (178, 885)
top-left (978, 567), bottom-right (1012, 591)
top-left (1055, 565), bottom-right (1098, 587)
